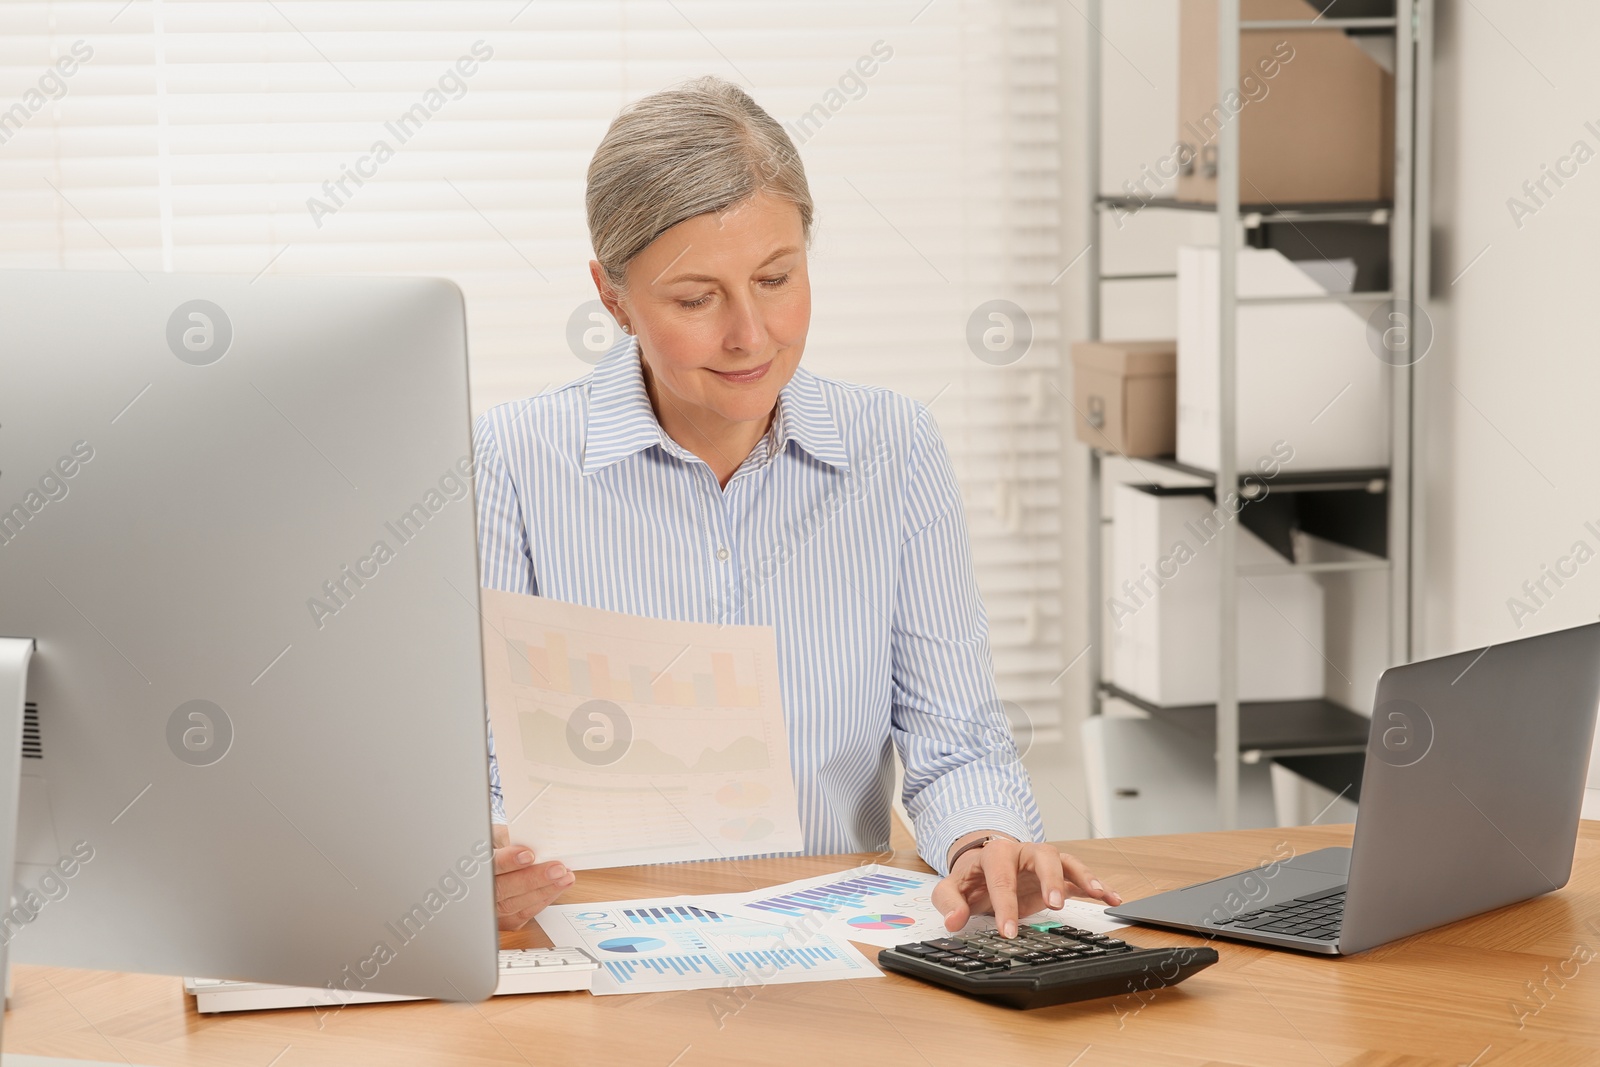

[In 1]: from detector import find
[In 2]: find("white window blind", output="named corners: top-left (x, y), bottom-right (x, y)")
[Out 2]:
top-left (0, 0), bottom-right (1066, 742)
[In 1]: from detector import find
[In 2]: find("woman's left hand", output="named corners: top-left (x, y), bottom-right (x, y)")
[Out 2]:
top-left (930, 836), bottom-right (1123, 938)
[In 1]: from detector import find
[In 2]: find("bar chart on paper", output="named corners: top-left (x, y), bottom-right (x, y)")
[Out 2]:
top-left (602, 954), bottom-right (733, 986)
top-left (728, 866), bottom-right (948, 948)
top-left (537, 896), bottom-right (881, 995)
top-left (504, 620), bottom-right (762, 707)
top-left (727, 946), bottom-right (847, 974)
top-left (479, 587), bottom-right (806, 870)
top-left (726, 865), bottom-right (1132, 949)
top-left (621, 905), bottom-right (733, 926)
top-left (737, 867), bottom-right (930, 921)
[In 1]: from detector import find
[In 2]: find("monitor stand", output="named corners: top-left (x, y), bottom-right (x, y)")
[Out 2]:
top-left (0, 638), bottom-right (35, 1038)
top-left (0, 638), bottom-right (182, 1066)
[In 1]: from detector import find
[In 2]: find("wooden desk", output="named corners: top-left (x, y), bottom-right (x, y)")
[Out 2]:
top-left (9, 822), bottom-right (1600, 1066)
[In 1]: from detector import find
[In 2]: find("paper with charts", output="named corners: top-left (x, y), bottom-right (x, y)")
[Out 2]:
top-left (536, 893), bottom-right (881, 996)
top-left (724, 864), bottom-right (1130, 949)
top-left (479, 587), bottom-right (804, 870)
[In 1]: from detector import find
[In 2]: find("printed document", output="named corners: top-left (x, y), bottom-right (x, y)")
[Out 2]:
top-left (537, 893), bottom-right (880, 995)
top-left (479, 588), bottom-right (805, 869)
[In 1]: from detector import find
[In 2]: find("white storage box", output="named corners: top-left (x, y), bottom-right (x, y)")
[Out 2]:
top-left (1082, 715), bottom-right (1277, 837)
top-left (1176, 245), bottom-right (1389, 473)
top-left (1109, 482), bottom-right (1326, 706)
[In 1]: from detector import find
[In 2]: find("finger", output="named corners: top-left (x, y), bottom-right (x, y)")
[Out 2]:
top-left (493, 843), bottom-right (537, 878)
top-left (1025, 845), bottom-right (1069, 911)
top-left (496, 866), bottom-right (575, 916)
top-left (502, 883), bottom-right (579, 927)
top-left (495, 858), bottom-right (573, 905)
top-left (981, 844), bottom-right (1021, 938)
top-left (491, 823), bottom-right (510, 849)
top-left (1059, 851), bottom-right (1122, 906)
top-left (498, 879), bottom-right (573, 929)
top-left (931, 875), bottom-right (971, 932)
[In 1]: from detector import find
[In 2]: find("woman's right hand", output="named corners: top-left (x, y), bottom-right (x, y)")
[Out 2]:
top-left (492, 823), bottom-right (576, 930)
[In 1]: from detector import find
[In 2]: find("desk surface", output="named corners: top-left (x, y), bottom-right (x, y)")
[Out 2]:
top-left (9, 822), bottom-right (1600, 1067)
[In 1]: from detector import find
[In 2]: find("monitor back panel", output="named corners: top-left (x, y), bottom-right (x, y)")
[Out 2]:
top-left (0, 270), bottom-right (499, 1000)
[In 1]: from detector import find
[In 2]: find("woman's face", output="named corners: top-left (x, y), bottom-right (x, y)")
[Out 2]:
top-left (596, 191), bottom-right (811, 429)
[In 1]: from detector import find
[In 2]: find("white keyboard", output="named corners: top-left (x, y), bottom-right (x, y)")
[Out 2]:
top-left (184, 947), bottom-right (598, 1013)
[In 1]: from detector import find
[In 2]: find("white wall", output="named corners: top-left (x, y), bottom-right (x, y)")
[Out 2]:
top-left (1426, 1), bottom-right (1600, 785)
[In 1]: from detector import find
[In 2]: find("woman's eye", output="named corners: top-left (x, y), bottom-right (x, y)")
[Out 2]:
top-left (676, 276), bottom-right (786, 308)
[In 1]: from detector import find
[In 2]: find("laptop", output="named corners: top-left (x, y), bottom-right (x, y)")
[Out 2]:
top-left (1106, 620), bottom-right (1600, 955)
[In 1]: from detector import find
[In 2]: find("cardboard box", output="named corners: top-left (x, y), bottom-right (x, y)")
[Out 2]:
top-left (1176, 0), bottom-right (1394, 204)
top-left (1071, 340), bottom-right (1177, 458)
top-left (1176, 245), bottom-right (1389, 473)
top-left (1109, 483), bottom-right (1325, 706)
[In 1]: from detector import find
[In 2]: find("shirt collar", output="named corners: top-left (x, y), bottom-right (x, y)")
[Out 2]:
top-left (773, 365), bottom-right (851, 473)
top-left (580, 336), bottom-right (667, 476)
top-left (581, 337), bottom-right (852, 477)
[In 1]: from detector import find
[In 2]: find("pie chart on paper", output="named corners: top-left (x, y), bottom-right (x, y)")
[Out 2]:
top-left (596, 937), bottom-right (665, 954)
top-left (846, 914), bottom-right (916, 932)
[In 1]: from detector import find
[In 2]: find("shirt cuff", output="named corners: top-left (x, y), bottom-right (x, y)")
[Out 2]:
top-left (918, 805), bottom-right (1037, 877)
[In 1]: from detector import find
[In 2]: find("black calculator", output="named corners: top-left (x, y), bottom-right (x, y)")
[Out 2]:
top-left (878, 920), bottom-right (1218, 1010)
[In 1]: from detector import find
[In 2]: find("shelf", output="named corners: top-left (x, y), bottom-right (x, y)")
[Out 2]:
top-left (1241, 17), bottom-right (1397, 31)
top-left (1081, 0), bottom-right (1426, 829)
top-left (1235, 557), bottom-right (1389, 576)
top-left (1271, 753), bottom-right (1366, 804)
top-left (1095, 196), bottom-right (1391, 226)
top-left (1236, 290), bottom-right (1393, 305)
top-left (1097, 451), bottom-right (1388, 495)
top-left (1100, 684), bottom-right (1371, 758)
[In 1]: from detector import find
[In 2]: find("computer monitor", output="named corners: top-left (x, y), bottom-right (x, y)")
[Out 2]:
top-left (0, 270), bottom-right (500, 1018)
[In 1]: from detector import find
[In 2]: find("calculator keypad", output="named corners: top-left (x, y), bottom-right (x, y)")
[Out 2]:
top-left (892, 922), bottom-right (1134, 972)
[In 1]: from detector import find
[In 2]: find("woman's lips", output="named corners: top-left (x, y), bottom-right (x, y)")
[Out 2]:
top-left (710, 360), bottom-right (772, 384)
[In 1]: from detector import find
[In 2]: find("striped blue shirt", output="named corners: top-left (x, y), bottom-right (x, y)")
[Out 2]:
top-left (477, 339), bottom-right (1042, 874)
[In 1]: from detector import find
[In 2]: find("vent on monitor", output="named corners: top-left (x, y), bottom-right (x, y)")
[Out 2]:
top-left (23, 703), bottom-right (41, 759)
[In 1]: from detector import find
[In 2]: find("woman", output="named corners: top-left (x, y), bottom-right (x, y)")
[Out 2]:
top-left (481, 76), bottom-right (1121, 937)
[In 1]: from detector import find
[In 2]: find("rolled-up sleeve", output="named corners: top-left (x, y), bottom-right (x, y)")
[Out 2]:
top-left (474, 411), bottom-right (536, 825)
top-left (890, 409), bottom-right (1044, 875)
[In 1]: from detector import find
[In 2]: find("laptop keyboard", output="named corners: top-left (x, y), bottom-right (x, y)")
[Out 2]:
top-left (1209, 885), bottom-right (1345, 940)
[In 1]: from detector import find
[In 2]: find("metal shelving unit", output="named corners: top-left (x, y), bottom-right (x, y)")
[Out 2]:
top-left (1081, 0), bottom-right (1434, 829)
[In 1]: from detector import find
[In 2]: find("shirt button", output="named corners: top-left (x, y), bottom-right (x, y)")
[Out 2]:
top-left (716, 547), bottom-right (730, 561)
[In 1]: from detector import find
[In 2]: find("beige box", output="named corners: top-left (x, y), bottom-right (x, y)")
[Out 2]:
top-left (1177, 0), bottom-right (1394, 205)
top-left (1071, 340), bottom-right (1177, 458)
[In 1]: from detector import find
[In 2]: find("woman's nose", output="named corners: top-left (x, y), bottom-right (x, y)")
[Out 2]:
top-left (723, 294), bottom-right (767, 353)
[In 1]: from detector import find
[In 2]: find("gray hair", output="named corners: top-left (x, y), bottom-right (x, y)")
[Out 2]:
top-left (585, 76), bottom-right (814, 291)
